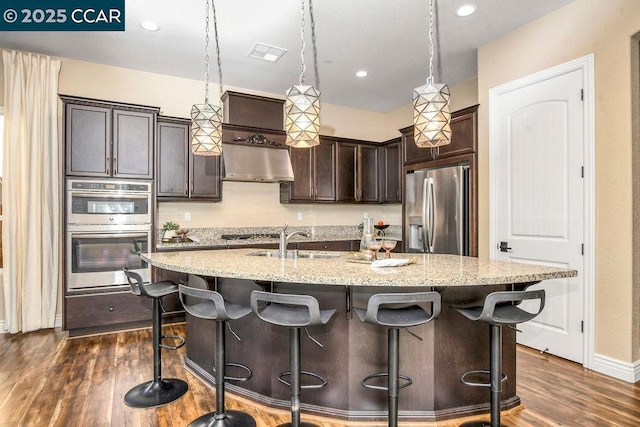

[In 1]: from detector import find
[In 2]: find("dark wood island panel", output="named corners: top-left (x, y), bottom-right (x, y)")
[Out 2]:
top-left (181, 278), bottom-right (518, 422)
top-left (142, 249), bottom-right (575, 423)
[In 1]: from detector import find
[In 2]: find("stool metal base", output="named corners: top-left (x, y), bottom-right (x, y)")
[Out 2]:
top-left (188, 410), bottom-right (256, 427)
top-left (124, 378), bottom-right (188, 408)
top-left (276, 423), bottom-right (321, 427)
top-left (459, 421), bottom-right (493, 427)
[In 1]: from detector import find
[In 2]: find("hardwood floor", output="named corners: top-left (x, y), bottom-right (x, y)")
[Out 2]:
top-left (1, 323), bottom-right (639, 426)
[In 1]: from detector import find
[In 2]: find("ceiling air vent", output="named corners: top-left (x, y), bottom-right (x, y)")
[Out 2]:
top-left (247, 42), bottom-right (287, 63)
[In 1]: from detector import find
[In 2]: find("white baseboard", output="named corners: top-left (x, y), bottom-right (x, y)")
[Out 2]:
top-left (0, 314), bottom-right (63, 334)
top-left (592, 353), bottom-right (640, 383)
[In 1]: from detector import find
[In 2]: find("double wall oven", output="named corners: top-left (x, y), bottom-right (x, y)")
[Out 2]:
top-left (66, 179), bottom-right (153, 290)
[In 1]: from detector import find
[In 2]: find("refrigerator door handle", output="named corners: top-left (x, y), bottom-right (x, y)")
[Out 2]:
top-left (455, 172), bottom-right (462, 255)
top-left (428, 178), bottom-right (435, 252)
top-left (424, 177), bottom-right (435, 252)
top-left (422, 177), bottom-right (429, 251)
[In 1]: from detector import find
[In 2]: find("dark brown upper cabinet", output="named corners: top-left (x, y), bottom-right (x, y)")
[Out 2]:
top-left (222, 91), bottom-right (285, 130)
top-left (335, 142), bottom-right (356, 202)
top-left (282, 135), bottom-right (393, 204)
top-left (334, 138), bottom-right (380, 203)
top-left (401, 104), bottom-right (479, 166)
top-left (156, 116), bottom-right (221, 200)
top-left (62, 95), bottom-right (158, 179)
top-left (357, 144), bottom-right (380, 203)
top-left (380, 138), bottom-right (402, 203)
top-left (281, 138), bottom-right (336, 203)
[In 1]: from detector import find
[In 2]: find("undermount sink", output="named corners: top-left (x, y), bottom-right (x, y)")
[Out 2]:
top-left (247, 250), bottom-right (342, 259)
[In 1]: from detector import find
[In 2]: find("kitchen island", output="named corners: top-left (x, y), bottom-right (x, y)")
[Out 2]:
top-left (142, 248), bottom-right (576, 422)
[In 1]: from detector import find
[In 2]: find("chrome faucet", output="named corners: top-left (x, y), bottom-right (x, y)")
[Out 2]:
top-left (279, 224), bottom-right (311, 258)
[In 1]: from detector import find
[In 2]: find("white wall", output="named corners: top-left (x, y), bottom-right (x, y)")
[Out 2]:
top-left (477, 0), bottom-right (640, 363)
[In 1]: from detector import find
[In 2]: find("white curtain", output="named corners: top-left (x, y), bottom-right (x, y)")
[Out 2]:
top-left (2, 50), bottom-right (61, 333)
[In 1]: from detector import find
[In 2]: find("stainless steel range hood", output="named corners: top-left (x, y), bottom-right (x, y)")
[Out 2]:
top-left (222, 143), bottom-right (294, 183)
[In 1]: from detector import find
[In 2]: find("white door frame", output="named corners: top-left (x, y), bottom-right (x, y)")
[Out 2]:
top-left (489, 54), bottom-right (595, 369)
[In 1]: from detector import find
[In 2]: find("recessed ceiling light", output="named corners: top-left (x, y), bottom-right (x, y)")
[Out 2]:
top-left (140, 21), bottom-right (159, 31)
top-left (456, 4), bottom-right (477, 17)
top-left (356, 70), bottom-right (368, 77)
top-left (248, 42), bottom-right (287, 63)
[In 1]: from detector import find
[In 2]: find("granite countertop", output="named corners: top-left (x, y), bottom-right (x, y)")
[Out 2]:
top-left (156, 225), bottom-right (402, 250)
top-left (142, 248), bottom-right (577, 288)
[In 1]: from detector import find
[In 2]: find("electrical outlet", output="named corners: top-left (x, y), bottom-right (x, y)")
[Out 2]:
top-left (363, 212), bottom-right (368, 219)
top-left (184, 212), bottom-right (191, 221)
top-left (297, 212), bottom-right (303, 220)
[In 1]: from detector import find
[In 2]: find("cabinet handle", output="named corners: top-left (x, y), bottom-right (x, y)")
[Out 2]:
top-left (113, 157), bottom-right (117, 174)
top-left (106, 156), bottom-right (110, 175)
top-left (185, 180), bottom-right (189, 196)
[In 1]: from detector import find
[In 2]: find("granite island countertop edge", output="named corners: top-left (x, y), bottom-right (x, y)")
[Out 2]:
top-left (142, 248), bottom-right (577, 288)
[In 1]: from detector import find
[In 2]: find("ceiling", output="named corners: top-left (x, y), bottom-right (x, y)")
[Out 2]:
top-left (0, 0), bottom-right (576, 112)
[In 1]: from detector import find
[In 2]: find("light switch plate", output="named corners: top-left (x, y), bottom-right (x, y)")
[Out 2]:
top-left (184, 212), bottom-right (191, 221)
top-left (297, 212), bottom-right (303, 220)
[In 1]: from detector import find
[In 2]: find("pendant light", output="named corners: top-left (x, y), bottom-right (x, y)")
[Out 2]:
top-left (285, 0), bottom-right (321, 148)
top-left (191, 0), bottom-right (224, 156)
top-left (412, 0), bottom-right (451, 148)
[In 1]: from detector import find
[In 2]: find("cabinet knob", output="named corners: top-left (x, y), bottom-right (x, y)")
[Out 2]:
top-left (108, 306), bottom-right (115, 312)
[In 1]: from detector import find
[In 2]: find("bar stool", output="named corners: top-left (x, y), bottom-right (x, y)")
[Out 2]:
top-left (354, 292), bottom-right (441, 427)
top-left (454, 290), bottom-right (546, 427)
top-left (250, 291), bottom-right (336, 427)
top-left (122, 268), bottom-right (188, 408)
top-left (179, 282), bottom-right (255, 427)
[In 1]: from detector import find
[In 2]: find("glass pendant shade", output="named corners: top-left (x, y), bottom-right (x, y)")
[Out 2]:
top-left (285, 84), bottom-right (321, 148)
top-left (191, 103), bottom-right (223, 156)
top-left (412, 82), bottom-right (452, 147)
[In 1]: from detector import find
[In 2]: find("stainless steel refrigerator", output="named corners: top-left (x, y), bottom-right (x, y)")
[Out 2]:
top-left (404, 164), bottom-right (469, 255)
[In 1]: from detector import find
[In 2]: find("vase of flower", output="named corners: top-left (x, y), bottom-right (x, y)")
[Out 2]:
top-left (162, 221), bottom-right (180, 241)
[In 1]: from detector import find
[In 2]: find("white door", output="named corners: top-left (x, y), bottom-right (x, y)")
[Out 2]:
top-left (491, 68), bottom-right (585, 363)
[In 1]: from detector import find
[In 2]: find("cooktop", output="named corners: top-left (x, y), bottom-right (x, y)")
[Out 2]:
top-left (220, 233), bottom-right (280, 240)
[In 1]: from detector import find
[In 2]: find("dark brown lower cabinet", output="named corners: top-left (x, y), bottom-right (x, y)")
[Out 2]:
top-left (297, 240), bottom-right (355, 251)
top-left (64, 290), bottom-right (183, 337)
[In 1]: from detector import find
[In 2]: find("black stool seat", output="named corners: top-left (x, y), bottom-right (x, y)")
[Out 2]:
top-left (180, 279), bottom-right (255, 427)
top-left (123, 269), bottom-right (188, 408)
top-left (130, 279), bottom-right (179, 298)
top-left (455, 291), bottom-right (546, 325)
top-left (252, 293), bottom-right (335, 327)
top-left (354, 292), bottom-right (440, 327)
top-left (455, 290), bottom-right (545, 427)
top-left (250, 291), bottom-right (335, 427)
top-left (355, 292), bottom-right (440, 427)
